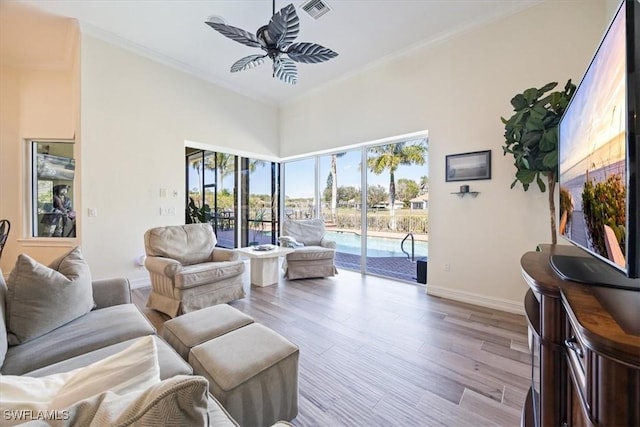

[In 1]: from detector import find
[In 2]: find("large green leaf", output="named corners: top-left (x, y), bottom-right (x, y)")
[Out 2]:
top-left (516, 169), bottom-right (537, 185)
top-left (539, 130), bottom-right (556, 151)
top-left (521, 131), bottom-right (542, 147)
top-left (536, 174), bottom-right (546, 192)
top-left (538, 81), bottom-right (558, 94)
top-left (543, 150), bottom-right (558, 168)
top-left (511, 94), bottom-right (528, 110)
top-left (528, 115), bottom-right (545, 131)
top-left (523, 88), bottom-right (538, 105)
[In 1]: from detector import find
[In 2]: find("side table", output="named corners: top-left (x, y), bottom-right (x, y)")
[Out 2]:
top-left (236, 245), bottom-right (294, 286)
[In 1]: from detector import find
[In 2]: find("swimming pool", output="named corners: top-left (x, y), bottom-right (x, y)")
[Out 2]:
top-left (326, 231), bottom-right (428, 258)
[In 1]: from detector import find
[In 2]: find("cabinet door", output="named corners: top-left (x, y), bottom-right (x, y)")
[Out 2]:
top-left (566, 366), bottom-right (591, 427)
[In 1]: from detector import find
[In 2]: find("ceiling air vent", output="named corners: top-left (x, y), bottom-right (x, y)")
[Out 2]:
top-left (301, 0), bottom-right (332, 20)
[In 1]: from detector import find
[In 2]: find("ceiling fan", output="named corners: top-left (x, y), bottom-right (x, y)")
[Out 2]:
top-left (205, 1), bottom-right (338, 85)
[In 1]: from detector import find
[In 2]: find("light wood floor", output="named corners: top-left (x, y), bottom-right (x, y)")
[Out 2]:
top-left (132, 269), bottom-right (530, 427)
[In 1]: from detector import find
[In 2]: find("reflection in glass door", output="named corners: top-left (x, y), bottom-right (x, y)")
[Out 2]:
top-left (365, 139), bottom-right (428, 281)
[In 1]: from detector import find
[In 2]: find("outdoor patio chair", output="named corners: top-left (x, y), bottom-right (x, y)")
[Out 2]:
top-left (143, 223), bottom-right (245, 317)
top-left (281, 218), bottom-right (337, 280)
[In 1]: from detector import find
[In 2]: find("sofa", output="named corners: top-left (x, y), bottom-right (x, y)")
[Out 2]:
top-left (0, 248), bottom-right (291, 426)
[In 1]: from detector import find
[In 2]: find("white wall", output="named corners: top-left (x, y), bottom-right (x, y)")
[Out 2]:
top-left (279, 0), bottom-right (607, 312)
top-left (80, 36), bottom-right (279, 282)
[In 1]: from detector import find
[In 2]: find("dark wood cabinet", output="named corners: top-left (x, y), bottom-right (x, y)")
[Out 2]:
top-left (521, 244), bottom-right (640, 427)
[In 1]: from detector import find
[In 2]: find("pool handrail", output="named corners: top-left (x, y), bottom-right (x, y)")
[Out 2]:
top-left (401, 232), bottom-right (415, 261)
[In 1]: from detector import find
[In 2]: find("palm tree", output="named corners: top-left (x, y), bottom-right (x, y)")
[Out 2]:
top-left (215, 153), bottom-right (234, 190)
top-left (367, 141), bottom-right (427, 229)
top-left (419, 175), bottom-right (429, 194)
top-left (330, 153), bottom-right (346, 222)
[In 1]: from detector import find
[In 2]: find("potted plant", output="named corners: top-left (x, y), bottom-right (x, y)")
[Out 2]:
top-left (501, 79), bottom-right (576, 244)
top-left (186, 197), bottom-right (211, 224)
top-left (249, 207), bottom-right (267, 246)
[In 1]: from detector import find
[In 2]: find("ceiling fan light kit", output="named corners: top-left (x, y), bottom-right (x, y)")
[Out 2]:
top-left (205, 1), bottom-right (338, 84)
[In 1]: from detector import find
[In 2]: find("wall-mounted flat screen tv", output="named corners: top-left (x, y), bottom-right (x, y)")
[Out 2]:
top-left (554, 0), bottom-right (639, 290)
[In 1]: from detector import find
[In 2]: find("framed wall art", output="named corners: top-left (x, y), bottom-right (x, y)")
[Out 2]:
top-left (445, 150), bottom-right (491, 182)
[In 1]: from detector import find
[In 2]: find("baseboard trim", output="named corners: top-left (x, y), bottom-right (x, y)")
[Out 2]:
top-left (128, 276), bottom-right (151, 290)
top-left (426, 285), bottom-right (524, 315)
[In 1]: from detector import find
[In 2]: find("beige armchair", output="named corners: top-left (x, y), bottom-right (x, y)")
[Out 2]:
top-left (144, 224), bottom-right (245, 318)
top-left (281, 219), bottom-right (337, 280)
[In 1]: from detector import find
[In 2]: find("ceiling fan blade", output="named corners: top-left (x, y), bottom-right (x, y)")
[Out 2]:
top-left (230, 54), bottom-right (267, 73)
top-left (205, 22), bottom-right (261, 48)
top-left (286, 42), bottom-right (338, 63)
top-left (273, 56), bottom-right (298, 85)
top-left (268, 3), bottom-right (300, 49)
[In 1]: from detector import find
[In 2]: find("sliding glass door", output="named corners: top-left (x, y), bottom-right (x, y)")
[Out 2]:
top-left (365, 140), bottom-right (428, 281)
top-left (281, 136), bottom-right (429, 283)
top-left (241, 158), bottom-right (280, 247)
top-left (185, 149), bottom-right (237, 248)
top-left (186, 148), bottom-right (280, 249)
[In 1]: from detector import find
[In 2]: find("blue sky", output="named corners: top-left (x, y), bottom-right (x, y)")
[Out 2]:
top-left (283, 150), bottom-right (429, 199)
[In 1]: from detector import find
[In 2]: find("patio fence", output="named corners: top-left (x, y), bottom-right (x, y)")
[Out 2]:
top-left (332, 213), bottom-right (428, 233)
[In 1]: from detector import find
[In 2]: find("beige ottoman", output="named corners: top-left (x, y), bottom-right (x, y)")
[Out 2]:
top-left (162, 304), bottom-right (254, 360)
top-left (189, 323), bottom-right (299, 427)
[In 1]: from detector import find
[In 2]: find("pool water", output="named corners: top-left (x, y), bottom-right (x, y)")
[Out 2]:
top-left (326, 231), bottom-right (428, 258)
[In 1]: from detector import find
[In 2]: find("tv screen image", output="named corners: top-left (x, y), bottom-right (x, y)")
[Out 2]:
top-left (554, 0), bottom-right (639, 289)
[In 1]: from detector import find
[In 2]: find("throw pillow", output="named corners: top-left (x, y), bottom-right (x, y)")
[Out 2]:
top-left (0, 336), bottom-right (160, 418)
top-left (6, 246), bottom-right (93, 345)
top-left (278, 236), bottom-right (303, 248)
top-left (63, 375), bottom-right (210, 427)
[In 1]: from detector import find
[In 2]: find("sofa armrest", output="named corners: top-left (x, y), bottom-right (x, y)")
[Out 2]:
top-left (211, 247), bottom-right (240, 262)
top-left (320, 237), bottom-right (337, 249)
top-left (92, 277), bottom-right (131, 309)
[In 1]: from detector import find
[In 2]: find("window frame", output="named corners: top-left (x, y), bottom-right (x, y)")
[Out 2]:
top-left (28, 139), bottom-right (77, 240)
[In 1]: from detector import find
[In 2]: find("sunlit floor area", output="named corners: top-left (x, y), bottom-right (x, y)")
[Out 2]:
top-left (134, 269), bottom-right (529, 426)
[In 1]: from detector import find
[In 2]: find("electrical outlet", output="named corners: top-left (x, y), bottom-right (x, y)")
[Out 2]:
top-left (443, 263), bottom-right (451, 272)
top-left (160, 207), bottom-right (176, 216)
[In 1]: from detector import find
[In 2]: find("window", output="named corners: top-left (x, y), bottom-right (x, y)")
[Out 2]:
top-left (32, 141), bottom-right (76, 238)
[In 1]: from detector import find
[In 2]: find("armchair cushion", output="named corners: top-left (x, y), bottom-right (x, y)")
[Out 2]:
top-left (144, 224), bottom-right (216, 265)
top-left (174, 262), bottom-right (245, 290)
top-left (282, 219), bottom-right (326, 246)
top-left (286, 247), bottom-right (335, 262)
